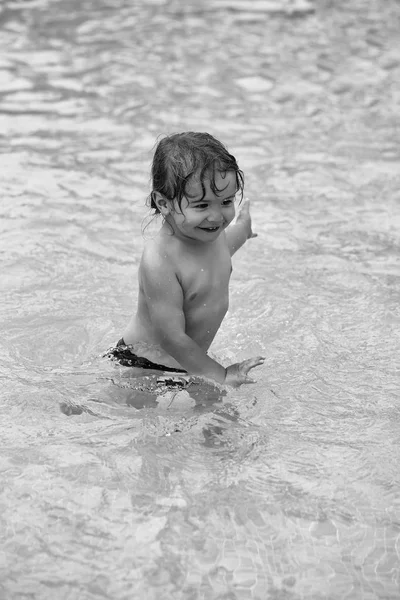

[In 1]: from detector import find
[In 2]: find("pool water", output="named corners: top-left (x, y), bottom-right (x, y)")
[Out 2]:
top-left (1, 0), bottom-right (400, 598)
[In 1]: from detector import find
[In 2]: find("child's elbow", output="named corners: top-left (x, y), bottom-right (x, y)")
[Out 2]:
top-left (157, 327), bottom-right (187, 351)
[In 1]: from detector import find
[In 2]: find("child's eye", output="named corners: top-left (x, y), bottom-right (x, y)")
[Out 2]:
top-left (195, 203), bottom-right (208, 210)
top-left (222, 197), bottom-right (234, 206)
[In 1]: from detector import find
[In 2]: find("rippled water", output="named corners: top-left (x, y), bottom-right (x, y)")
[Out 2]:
top-left (1, 0), bottom-right (400, 598)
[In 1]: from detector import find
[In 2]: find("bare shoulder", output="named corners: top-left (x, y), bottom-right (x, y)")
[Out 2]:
top-left (139, 236), bottom-right (185, 308)
top-left (220, 230), bottom-right (231, 248)
top-left (220, 230), bottom-right (235, 256)
top-left (140, 235), bottom-right (178, 280)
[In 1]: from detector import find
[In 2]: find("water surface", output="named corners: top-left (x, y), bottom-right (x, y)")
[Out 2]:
top-left (1, 0), bottom-right (400, 598)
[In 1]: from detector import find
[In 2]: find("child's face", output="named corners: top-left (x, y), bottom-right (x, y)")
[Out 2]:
top-left (167, 170), bottom-right (237, 243)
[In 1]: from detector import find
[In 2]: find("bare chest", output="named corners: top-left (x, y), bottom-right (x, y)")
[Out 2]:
top-left (178, 250), bottom-right (232, 310)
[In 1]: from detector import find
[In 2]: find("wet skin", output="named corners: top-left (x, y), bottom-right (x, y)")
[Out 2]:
top-left (123, 171), bottom-right (264, 385)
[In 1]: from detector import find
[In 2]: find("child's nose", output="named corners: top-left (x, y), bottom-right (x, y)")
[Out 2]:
top-left (208, 206), bottom-right (223, 222)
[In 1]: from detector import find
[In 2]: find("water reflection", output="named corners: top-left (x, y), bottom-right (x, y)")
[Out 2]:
top-left (1, 0), bottom-right (400, 598)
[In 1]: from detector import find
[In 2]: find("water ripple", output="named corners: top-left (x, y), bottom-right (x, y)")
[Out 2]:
top-left (1, 0), bottom-right (400, 598)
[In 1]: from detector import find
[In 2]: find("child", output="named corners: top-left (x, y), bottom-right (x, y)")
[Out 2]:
top-left (111, 132), bottom-right (264, 387)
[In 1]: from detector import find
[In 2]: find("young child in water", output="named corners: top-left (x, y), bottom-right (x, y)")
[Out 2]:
top-left (111, 132), bottom-right (264, 387)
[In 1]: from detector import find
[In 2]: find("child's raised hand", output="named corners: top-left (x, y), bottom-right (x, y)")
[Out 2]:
top-left (224, 356), bottom-right (265, 387)
top-left (237, 198), bottom-right (257, 240)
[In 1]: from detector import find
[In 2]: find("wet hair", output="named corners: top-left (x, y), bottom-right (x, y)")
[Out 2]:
top-left (149, 132), bottom-right (244, 213)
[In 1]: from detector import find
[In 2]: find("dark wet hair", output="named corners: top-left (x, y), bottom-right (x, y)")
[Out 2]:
top-left (149, 132), bottom-right (244, 213)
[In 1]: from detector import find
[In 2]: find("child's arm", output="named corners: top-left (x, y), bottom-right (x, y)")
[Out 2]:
top-left (141, 251), bottom-right (264, 386)
top-left (225, 198), bottom-right (257, 256)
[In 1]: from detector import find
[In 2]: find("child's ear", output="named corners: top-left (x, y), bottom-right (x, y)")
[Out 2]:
top-left (153, 191), bottom-right (171, 216)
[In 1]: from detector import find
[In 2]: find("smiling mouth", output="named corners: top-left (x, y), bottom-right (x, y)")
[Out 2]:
top-left (198, 226), bottom-right (220, 232)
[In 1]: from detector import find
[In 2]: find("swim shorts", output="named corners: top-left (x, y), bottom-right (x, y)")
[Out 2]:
top-left (106, 338), bottom-right (187, 374)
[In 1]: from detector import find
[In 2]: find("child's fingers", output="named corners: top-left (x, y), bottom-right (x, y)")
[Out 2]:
top-left (241, 356), bottom-right (265, 375)
top-left (251, 356), bottom-right (265, 365)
